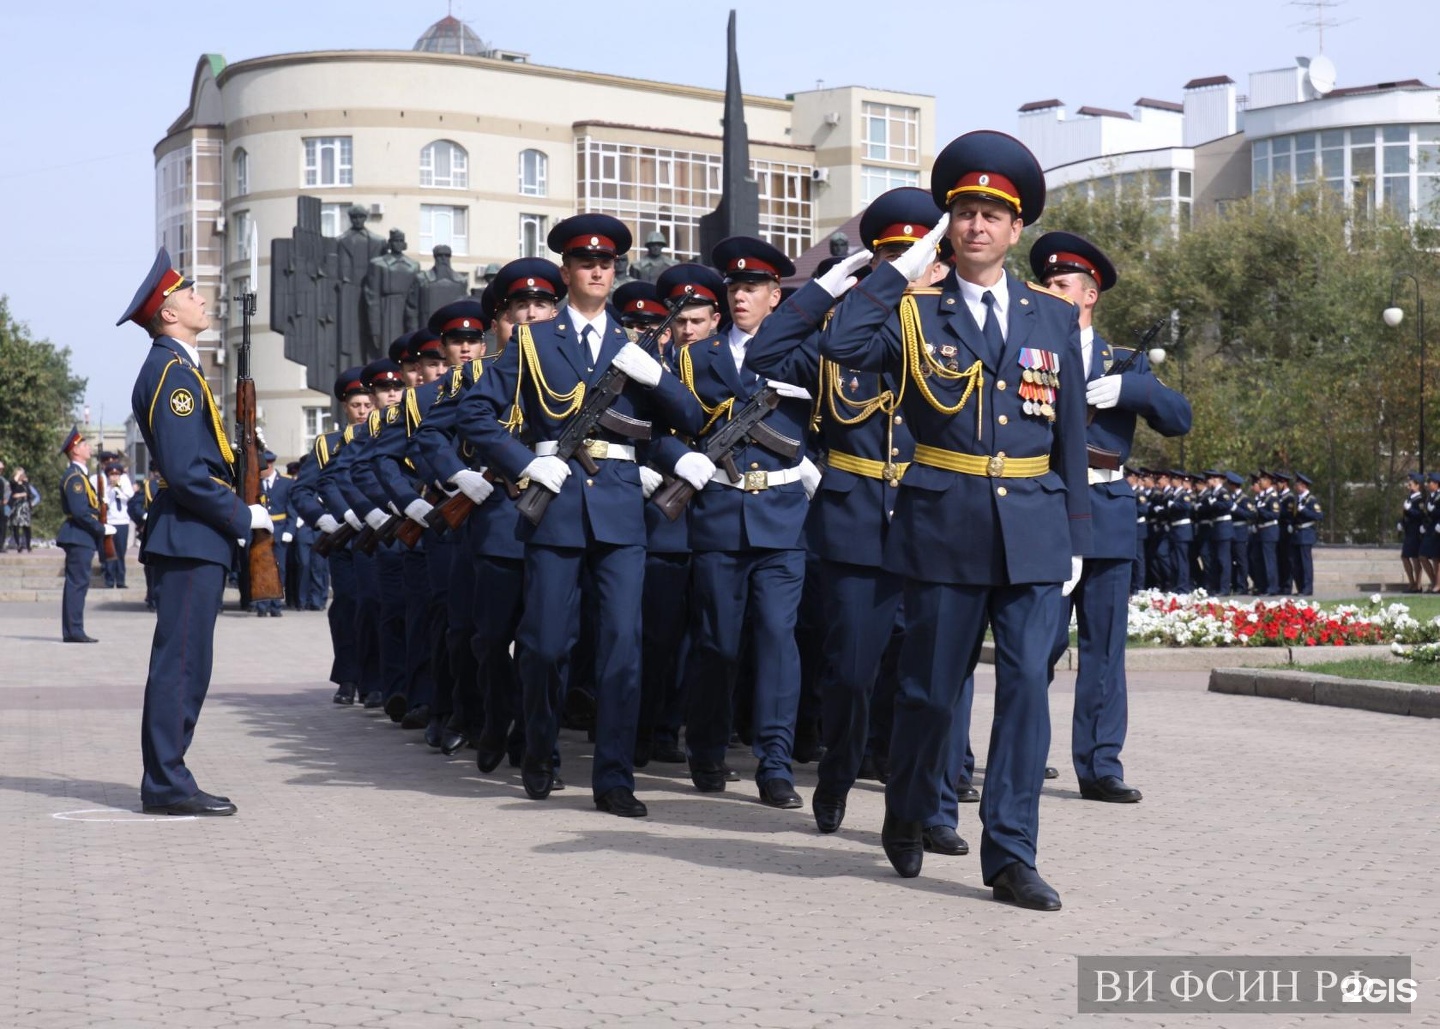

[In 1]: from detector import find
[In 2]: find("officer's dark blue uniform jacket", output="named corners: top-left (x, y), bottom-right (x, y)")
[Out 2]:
top-left (291, 428), bottom-right (347, 526)
top-left (262, 472), bottom-right (295, 531)
top-left (1293, 490), bottom-right (1323, 544)
top-left (129, 336), bottom-right (250, 566)
top-left (458, 308), bottom-right (703, 549)
top-left (822, 262), bottom-right (1092, 585)
top-left (1082, 335), bottom-right (1190, 560)
top-left (57, 464), bottom-right (105, 549)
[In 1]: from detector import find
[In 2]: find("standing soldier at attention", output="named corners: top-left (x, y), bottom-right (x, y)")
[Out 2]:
top-left (1399, 471), bottom-right (1424, 593)
top-left (57, 428), bottom-right (113, 643)
top-left (1028, 231), bottom-right (1190, 805)
top-left (120, 248), bottom-right (271, 816)
top-left (821, 131), bottom-right (1091, 910)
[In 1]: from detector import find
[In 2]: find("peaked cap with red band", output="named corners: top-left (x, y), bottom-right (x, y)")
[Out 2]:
top-left (930, 130), bottom-right (1046, 226)
top-left (428, 299), bottom-right (489, 338)
top-left (710, 236), bottom-right (796, 284)
top-left (494, 257), bottom-right (566, 305)
top-left (362, 358), bottom-right (405, 389)
top-left (547, 214), bottom-right (633, 259)
top-left (333, 366), bottom-right (370, 402)
top-left (859, 187), bottom-right (942, 251)
top-left (116, 247), bottom-right (195, 328)
top-left (1029, 230), bottom-right (1118, 292)
top-left (655, 263), bottom-right (726, 310)
top-left (411, 329), bottom-right (444, 358)
top-left (614, 280), bottom-right (666, 325)
top-left (59, 425), bottom-right (85, 455)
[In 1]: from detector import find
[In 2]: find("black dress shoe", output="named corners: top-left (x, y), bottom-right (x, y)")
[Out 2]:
top-left (63, 635), bottom-right (99, 644)
top-left (957, 778), bottom-right (980, 803)
top-left (812, 789), bottom-right (847, 833)
top-left (722, 764), bottom-right (741, 782)
top-left (758, 778), bottom-right (803, 809)
top-left (595, 786), bottom-right (648, 817)
top-left (440, 727), bottom-right (469, 756)
top-left (1044, 766), bottom-right (1059, 780)
top-left (690, 761), bottom-right (727, 793)
top-left (650, 740), bottom-right (686, 763)
top-left (881, 810), bottom-right (924, 878)
top-left (921, 825), bottom-right (970, 856)
top-left (474, 731), bottom-right (507, 773)
top-left (1079, 775), bottom-right (1143, 803)
top-left (551, 774), bottom-right (566, 791)
top-left (423, 717), bottom-right (443, 749)
top-left (143, 792), bottom-right (237, 817)
top-left (363, 691), bottom-right (385, 710)
top-left (521, 757), bottom-right (553, 800)
top-left (400, 704), bottom-right (431, 730)
top-left (331, 683), bottom-right (356, 706)
top-left (991, 861), bottom-right (1062, 911)
top-left (383, 693), bottom-right (408, 721)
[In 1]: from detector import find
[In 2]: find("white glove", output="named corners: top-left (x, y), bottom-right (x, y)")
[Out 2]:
top-left (363, 508), bottom-right (390, 531)
top-left (1085, 375), bottom-right (1123, 410)
top-left (816, 249), bottom-right (872, 298)
top-left (103, 524), bottom-right (117, 537)
top-left (1062, 556), bottom-right (1084, 597)
top-left (674, 452), bottom-right (717, 491)
top-left (798, 457), bottom-right (822, 500)
top-left (451, 468), bottom-right (495, 505)
top-left (316, 514), bottom-right (340, 534)
top-left (281, 532), bottom-right (294, 544)
top-left (295, 516), bottom-right (305, 529)
top-left (249, 504), bottom-right (272, 530)
top-left (890, 214), bottom-right (950, 282)
top-left (404, 497), bottom-right (435, 525)
top-left (610, 342), bottom-right (663, 388)
top-left (639, 466), bottom-right (664, 498)
top-left (387, 501), bottom-right (402, 517)
top-left (342, 509), bottom-right (363, 532)
top-left (522, 456), bottom-right (571, 494)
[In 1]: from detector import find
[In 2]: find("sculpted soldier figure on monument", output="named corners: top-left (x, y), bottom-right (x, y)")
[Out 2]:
top-left (335, 205), bottom-right (384, 370)
top-left (630, 231), bottom-right (679, 283)
top-left (363, 228), bottom-right (421, 363)
top-left (405, 244), bottom-right (470, 331)
top-left (828, 231), bottom-right (850, 258)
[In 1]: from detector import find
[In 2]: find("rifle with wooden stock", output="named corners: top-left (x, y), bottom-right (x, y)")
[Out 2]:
top-left (236, 286), bottom-right (284, 601)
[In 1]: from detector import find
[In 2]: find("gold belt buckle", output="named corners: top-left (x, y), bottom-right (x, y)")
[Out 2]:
top-left (583, 439), bottom-right (609, 459)
top-left (744, 470), bottom-right (769, 491)
top-left (882, 462), bottom-right (900, 484)
top-left (986, 455), bottom-right (1006, 477)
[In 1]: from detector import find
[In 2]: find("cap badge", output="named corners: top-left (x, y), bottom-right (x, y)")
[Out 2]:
top-left (737, 258), bottom-right (747, 270)
top-left (978, 174), bottom-right (991, 186)
top-left (903, 224), bottom-right (913, 235)
top-left (1048, 254), bottom-right (1058, 263)
top-left (590, 236), bottom-right (600, 246)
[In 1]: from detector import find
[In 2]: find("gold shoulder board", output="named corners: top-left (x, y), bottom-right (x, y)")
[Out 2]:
top-left (1026, 281), bottom-right (1075, 305)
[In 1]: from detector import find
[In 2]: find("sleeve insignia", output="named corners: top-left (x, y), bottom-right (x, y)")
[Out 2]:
top-left (386, 405), bottom-right (400, 425)
top-left (169, 388), bottom-right (196, 417)
top-left (70, 480), bottom-right (84, 493)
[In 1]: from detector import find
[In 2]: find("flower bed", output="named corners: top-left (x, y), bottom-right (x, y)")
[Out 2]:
top-left (1128, 590), bottom-right (1437, 650)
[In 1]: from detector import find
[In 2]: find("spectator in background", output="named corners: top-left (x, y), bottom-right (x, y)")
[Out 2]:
top-left (104, 463), bottom-right (136, 588)
top-left (7, 467), bottom-right (39, 552)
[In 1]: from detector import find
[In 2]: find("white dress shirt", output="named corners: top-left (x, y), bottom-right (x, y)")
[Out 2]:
top-left (956, 273), bottom-right (1011, 343)
top-left (566, 306), bottom-right (610, 364)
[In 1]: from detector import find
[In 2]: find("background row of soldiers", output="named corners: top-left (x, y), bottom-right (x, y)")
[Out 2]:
top-left (1133, 466), bottom-right (1324, 597)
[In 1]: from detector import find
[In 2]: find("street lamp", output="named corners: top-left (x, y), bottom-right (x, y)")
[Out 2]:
top-left (1384, 273), bottom-right (1426, 473)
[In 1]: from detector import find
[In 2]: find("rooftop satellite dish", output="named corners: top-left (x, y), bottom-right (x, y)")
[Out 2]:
top-left (1305, 54), bottom-right (1337, 96)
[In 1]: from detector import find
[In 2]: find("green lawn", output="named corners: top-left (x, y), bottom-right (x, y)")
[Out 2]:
top-left (1301, 657), bottom-right (1440, 686)
top-left (1332, 594), bottom-right (1440, 621)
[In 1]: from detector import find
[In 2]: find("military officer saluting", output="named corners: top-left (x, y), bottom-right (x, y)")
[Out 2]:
top-left (822, 131), bottom-right (1091, 910)
top-left (120, 248), bottom-right (271, 816)
top-left (1029, 231), bottom-right (1190, 805)
top-left (57, 427), bottom-right (114, 643)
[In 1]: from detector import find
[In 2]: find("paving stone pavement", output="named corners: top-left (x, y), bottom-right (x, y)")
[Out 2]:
top-left (2, 591), bottom-right (1438, 1028)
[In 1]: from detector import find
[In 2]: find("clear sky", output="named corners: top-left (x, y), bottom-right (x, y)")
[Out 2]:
top-left (1, 0), bottom-right (1435, 426)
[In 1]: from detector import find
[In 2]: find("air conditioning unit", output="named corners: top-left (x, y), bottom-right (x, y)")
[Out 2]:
top-left (369, 203), bottom-right (385, 218)
top-left (810, 167), bottom-right (831, 184)
top-left (215, 299), bottom-right (229, 319)
top-left (215, 212), bottom-right (226, 233)
top-left (823, 112), bottom-right (841, 127)
top-left (214, 347), bottom-right (226, 366)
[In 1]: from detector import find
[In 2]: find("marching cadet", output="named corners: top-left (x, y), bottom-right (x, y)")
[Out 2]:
top-left (1127, 468), bottom-right (1148, 593)
top-left (456, 214), bottom-right (703, 817)
top-left (1290, 473), bottom-right (1323, 596)
top-left (1272, 470), bottom-right (1295, 594)
top-left (120, 247), bottom-right (271, 816)
top-left (57, 428), bottom-right (113, 642)
top-left (1203, 470), bottom-right (1235, 595)
top-left (291, 368), bottom-right (373, 705)
top-left (614, 280), bottom-right (667, 334)
top-left (252, 449), bottom-right (294, 617)
top-left (655, 235), bottom-right (822, 811)
top-left (1400, 471), bottom-right (1424, 592)
top-left (1228, 471), bottom-right (1255, 594)
top-left (1167, 471), bottom-right (1195, 592)
top-left (1030, 231), bottom-right (1190, 805)
top-left (822, 131), bottom-right (1091, 910)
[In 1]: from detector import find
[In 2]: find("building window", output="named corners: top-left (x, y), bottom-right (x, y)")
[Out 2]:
top-left (232, 210), bottom-right (251, 264)
top-left (520, 149), bottom-right (548, 197)
top-left (420, 140), bottom-right (468, 189)
top-left (519, 213), bottom-right (546, 258)
top-left (230, 276), bottom-right (251, 325)
top-left (319, 203), bottom-right (351, 238)
top-left (862, 102), bottom-right (919, 164)
top-left (303, 137), bottom-right (352, 187)
top-left (303, 406), bottom-right (329, 454)
top-left (861, 165), bottom-right (920, 203)
top-left (1253, 124), bottom-right (1440, 223)
top-left (420, 204), bottom-right (468, 254)
top-left (233, 148), bottom-right (249, 197)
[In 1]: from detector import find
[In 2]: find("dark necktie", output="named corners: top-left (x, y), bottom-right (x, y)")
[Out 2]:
top-left (581, 324), bottom-right (597, 360)
top-left (981, 290), bottom-right (1004, 365)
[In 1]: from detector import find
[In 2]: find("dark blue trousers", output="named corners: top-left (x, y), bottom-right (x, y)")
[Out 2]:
top-left (891, 580), bottom-right (1059, 882)
top-left (425, 534), bottom-right (456, 705)
top-left (326, 549), bottom-right (360, 687)
top-left (1206, 536), bottom-right (1232, 594)
top-left (638, 552), bottom-right (690, 751)
top-left (377, 546), bottom-right (407, 700)
top-left (352, 550), bottom-right (382, 697)
top-left (60, 542), bottom-right (94, 640)
top-left (299, 533), bottom-right (329, 609)
top-left (443, 525), bottom-right (478, 722)
top-left (1051, 557), bottom-right (1131, 787)
top-left (471, 554), bottom-right (525, 746)
top-left (401, 548), bottom-right (436, 708)
top-left (687, 548), bottom-right (805, 784)
top-left (104, 524), bottom-right (129, 587)
top-left (927, 684), bottom-right (975, 831)
top-left (1292, 542), bottom-right (1314, 595)
top-left (815, 561), bottom-right (902, 796)
top-left (140, 558), bottom-right (225, 806)
top-left (1259, 538), bottom-right (1280, 595)
top-left (1232, 534), bottom-right (1251, 593)
top-left (517, 542), bottom-right (644, 797)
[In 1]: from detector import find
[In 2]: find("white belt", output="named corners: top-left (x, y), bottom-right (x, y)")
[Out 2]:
top-left (710, 465), bottom-right (804, 491)
top-left (1136, 517), bottom-right (1146, 524)
top-left (1171, 518), bottom-right (1191, 525)
top-left (1213, 515), bottom-right (1232, 522)
top-left (1087, 467), bottom-right (1125, 485)
top-left (535, 440), bottom-right (635, 462)
top-left (1256, 520), bottom-right (1278, 528)
top-left (1296, 522), bottom-right (1316, 530)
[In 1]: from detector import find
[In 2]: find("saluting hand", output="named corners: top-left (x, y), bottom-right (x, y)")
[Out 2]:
top-left (816, 249), bottom-right (872, 299)
top-left (890, 214), bottom-right (950, 283)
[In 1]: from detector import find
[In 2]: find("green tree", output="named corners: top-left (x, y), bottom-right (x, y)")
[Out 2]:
top-left (0, 297), bottom-right (88, 539)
